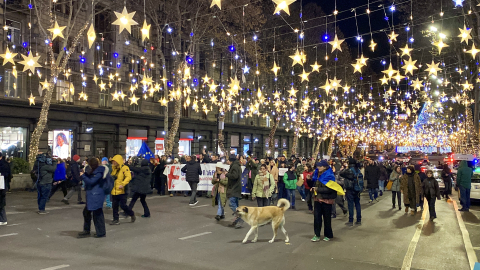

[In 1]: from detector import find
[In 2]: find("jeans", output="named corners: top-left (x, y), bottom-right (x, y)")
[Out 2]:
top-left (105, 195), bottom-right (112, 207)
top-left (159, 176), bottom-right (167, 195)
top-left (64, 184), bottom-right (83, 202)
top-left (256, 197), bottom-right (270, 207)
top-left (368, 188), bottom-right (378, 201)
top-left (346, 190), bottom-right (361, 223)
top-left (112, 194), bottom-right (134, 221)
top-left (83, 207), bottom-right (106, 236)
top-left (313, 201), bottom-right (333, 238)
top-left (188, 182), bottom-right (198, 204)
top-left (392, 191), bottom-right (401, 207)
top-left (285, 189), bottom-right (296, 207)
top-left (426, 195), bottom-right (437, 218)
top-left (277, 182), bottom-right (286, 200)
top-left (297, 185), bottom-right (306, 200)
top-left (129, 192), bottom-right (150, 217)
top-left (37, 184), bottom-right (52, 211)
top-left (305, 189), bottom-right (313, 211)
top-left (229, 197), bottom-right (243, 224)
top-left (332, 195), bottom-right (347, 215)
top-left (49, 181), bottom-right (68, 199)
top-left (216, 193), bottom-right (224, 216)
top-left (459, 186), bottom-right (471, 210)
top-left (0, 208), bottom-right (6, 222)
top-left (378, 180), bottom-right (385, 193)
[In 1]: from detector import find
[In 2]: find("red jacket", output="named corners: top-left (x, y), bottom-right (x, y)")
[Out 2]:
top-left (303, 171), bottom-right (314, 189)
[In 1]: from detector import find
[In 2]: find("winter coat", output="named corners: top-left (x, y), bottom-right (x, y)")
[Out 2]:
top-left (365, 164), bottom-right (380, 189)
top-left (379, 165), bottom-right (388, 181)
top-left (337, 168), bottom-right (347, 186)
top-left (110, 155), bottom-right (132, 195)
top-left (53, 162), bottom-right (66, 181)
top-left (39, 163), bottom-right (57, 185)
top-left (283, 171), bottom-right (297, 190)
top-left (0, 159), bottom-right (10, 180)
top-left (82, 165), bottom-right (107, 211)
top-left (129, 159), bottom-right (153, 194)
top-left (226, 160), bottom-right (242, 198)
top-left (303, 171), bottom-right (314, 190)
top-left (457, 160), bottom-right (473, 189)
top-left (400, 173), bottom-right (422, 205)
top-left (154, 160), bottom-right (166, 182)
top-left (389, 170), bottom-right (402, 192)
top-left (252, 172), bottom-right (275, 198)
top-left (69, 161), bottom-right (82, 185)
top-left (181, 160), bottom-right (202, 183)
top-left (314, 169), bottom-right (337, 200)
top-left (211, 173), bottom-right (228, 207)
top-left (268, 165), bottom-right (279, 181)
top-left (422, 177), bottom-right (441, 199)
top-left (246, 159), bottom-right (258, 191)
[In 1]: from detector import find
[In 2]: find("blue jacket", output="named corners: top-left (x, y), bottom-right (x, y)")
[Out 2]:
top-left (53, 162), bottom-right (66, 181)
top-left (81, 165), bottom-right (107, 211)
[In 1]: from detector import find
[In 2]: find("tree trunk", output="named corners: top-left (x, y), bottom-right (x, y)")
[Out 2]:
top-left (314, 139), bottom-right (321, 157)
top-left (326, 134), bottom-right (335, 157)
top-left (165, 61), bottom-right (184, 156)
top-left (267, 116), bottom-right (280, 157)
top-left (157, 28), bottom-right (169, 154)
top-left (311, 138), bottom-right (317, 158)
top-left (291, 114), bottom-right (301, 156)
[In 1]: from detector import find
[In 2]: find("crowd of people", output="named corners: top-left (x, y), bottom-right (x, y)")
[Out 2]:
top-left (0, 150), bottom-right (475, 243)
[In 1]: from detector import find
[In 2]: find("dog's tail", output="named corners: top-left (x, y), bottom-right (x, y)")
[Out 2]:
top-left (277, 198), bottom-right (290, 212)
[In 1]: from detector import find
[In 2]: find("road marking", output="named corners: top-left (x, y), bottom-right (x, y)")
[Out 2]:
top-left (0, 233), bottom-right (18, 238)
top-left (6, 223), bottom-right (22, 227)
top-left (179, 232), bottom-right (212, 240)
top-left (401, 201), bottom-right (428, 270)
top-left (191, 204), bottom-right (209, 208)
top-left (146, 196), bottom-right (170, 200)
top-left (452, 200), bottom-right (478, 270)
top-left (465, 222), bottom-right (480, 227)
top-left (40, 265), bottom-right (70, 270)
top-left (6, 211), bottom-right (26, 215)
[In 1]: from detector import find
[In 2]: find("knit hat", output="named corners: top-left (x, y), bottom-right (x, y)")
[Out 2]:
top-left (73, 155), bottom-right (80, 162)
top-left (316, 160), bottom-right (329, 168)
top-left (102, 157), bottom-right (108, 163)
top-left (229, 154), bottom-right (237, 162)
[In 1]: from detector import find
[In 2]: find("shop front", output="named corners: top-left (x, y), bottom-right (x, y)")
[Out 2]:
top-left (155, 131), bottom-right (165, 156)
top-left (0, 126), bottom-right (27, 158)
top-left (126, 129), bottom-right (147, 160)
top-left (178, 132), bottom-right (193, 156)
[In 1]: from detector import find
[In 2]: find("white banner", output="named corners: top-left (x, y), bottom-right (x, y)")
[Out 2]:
top-left (0, 176), bottom-right (4, 190)
top-left (279, 168), bottom-right (288, 176)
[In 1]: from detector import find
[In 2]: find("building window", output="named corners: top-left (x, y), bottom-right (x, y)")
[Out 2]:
top-left (99, 88), bottom-right (110, 108)
top-left (4, 70), bottom-right (19, 98)
top-left (5, 20), bottom-right (21, 46)
top-left (266, 116), bottom-right (271, 127)
top-left (0, 127), bottom-right (27, 158)
top-left (56, 80), bottom-right (73, 102)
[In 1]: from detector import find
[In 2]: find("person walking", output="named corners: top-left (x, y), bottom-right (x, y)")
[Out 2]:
top-left (341, 158), bottom-right (363, 226)
top-left (252, 164), bottom-right (275, 207)
top-left (441, 164), bottom-right (453, 200)
top-left (457, 160), bottom-right (473, 212)
top-left (422, 170), bottom-right (441, 220)
top-left (267, 158), bottom-right (279, 205)
top-left (378, 163), bottom-right (388, 196)
top-left (63, 155), bottom-right (84, 205)
top-left (400, 166), bottom-right (422, 215)
top-left (303, 164), bottom-right (314, 213)
top-left (332, 161), bottom-right (348, 218)
top-left (110, 155), bottom-right (135, 225)
top-left (181, 155), bottom-right (202, 206)
top-left (0, 153), bottom-right (9, 225)
top-left (49, 159), bottom-right (68, 200)
top-left (390, 165), bottom-right (402, 210)
top-left (296, 159), bottom-right (306, 201)
top-left (365, 160), bottom-right (380, 203)
top-left (102, 158), bottom-right (112, 208)
top-left (283, 164), bottom-right (297, 210)
top-left (128, 159), bottom-right (152, 218)
top-left (212, 162), bottom-right (228, 221)
top-left (37, 156), bottom-right (57, 214)
top-left (77, 158), bottom-right (107, 238)
top-left (226, 154), bottom-right (244, 228)
top-left (311, 160), bottom-right (337, 242)
top-left (155, 155), bottom-right (168, 196)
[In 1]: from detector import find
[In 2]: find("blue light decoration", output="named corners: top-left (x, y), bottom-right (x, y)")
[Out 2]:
top-left (381, 60), bottom-right (386, 65)
top-left (96, 45), bottom-right (100, 50)
top-left (193, 78), bottom-right (198, 83)
top-left (167, 81), bottom-right (173, 87)
top-left (79, 57), bottom-right (86, 63)
top-left (253, 35), bottom-right (257, 41)
top-left (22, 42), bottom-right (28, 48)
top-left (384, 16), bottom-right (389, 21)
top-left (113, 52), bottom-right (118, 58)
top-left (390, 5), bottom-right (395, 11)
top-left (82, 81), bottom-right (87, 87)
top-left (6, 35), bottom-right (11, 40)
top-left (323, 34), bottom-right (329, 41)
top-left (44, 39), bottom-right (49, 44)
top-left (454, 0), bottom-right (463, 7)
top-left (167, 27), bottom-right (172, 33)
top-left (190, 32), bottom-right (194, 37)
top-left (117, 63), bottom-right (121, 68)
top-left (132, 78), bottom-right (136, 83)
top-left (405, 26), bottom-right (410, 31)
top-left (125, 40), bottom-right (130, 45)
top-left (143, 48), bottom-right (147, 53)
top-left (28, 3), bottom-right (33, 9)
top-left (229, 45), bottom-right (235, 52)
top-left (186, 55), bottom-right (194, 64)
top-left (409, 37), bottom-right (415, 43)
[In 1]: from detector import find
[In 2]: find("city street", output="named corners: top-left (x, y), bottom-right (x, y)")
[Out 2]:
top-left (0, 190), bottom-right (474, 270)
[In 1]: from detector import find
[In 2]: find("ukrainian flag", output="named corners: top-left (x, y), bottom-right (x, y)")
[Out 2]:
top-left (312, 167), bottom-right (345, 196)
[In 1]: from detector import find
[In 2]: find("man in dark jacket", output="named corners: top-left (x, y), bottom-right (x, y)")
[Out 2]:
top-left (365, 160), bottom-right (380, 203)
top-left (226, 154), bottom-right (244, 228)
top-left (37, 157), bottom-right (57, 214)
top-left (154, 156), bottom-right (167, 195)
top-left (457, 160), bottom-right (473, 212)
top-left (181, 155), bottom-right (202, 206)
top-left (340, 158), bottom-right (362, 226)
top-left (378, 164), bottom-right (388, 196)
top-left (128, 159), bottom-right (152, 217)
top-left (63, 155), bottom-right (84, 204)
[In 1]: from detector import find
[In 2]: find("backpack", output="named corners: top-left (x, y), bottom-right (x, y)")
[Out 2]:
top-left (345, 168), bottom-right (364, 192)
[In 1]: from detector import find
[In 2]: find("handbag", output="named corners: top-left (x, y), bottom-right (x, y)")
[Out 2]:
top-left (296, 175), bottom-right (304, 187)
top-left (386, 180), bottom-right (393, 190)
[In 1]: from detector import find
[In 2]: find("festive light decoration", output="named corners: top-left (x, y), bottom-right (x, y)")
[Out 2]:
top-left (87, 24), bottom-right (96, 49)
top-left (402, 57), bottom-right (418, 75)
top-left (40, 79), bottom-right (50, 90)
top-left (28, 93), bottom-right (35, 105)
top-left (400, 45), bottom-right (413, 57)
top-left (458, 25), bottom-right (472, 44)
top-left (271, 61), bottom-right (280, 76)
top-left (272, 0), bottom-right (296, 15)
top-left (141, 20), bottom-right (151, 42)
top-left (426, 60), bottom-right (441, 76)
top-left (466, 44), bottom-right (479, 57)
top-left (433, 39), bottom-right (449, 53)
top-left (369, 40), bottom-right (377, 51)
top-left (299, 69), bottom-right (310, 82)
top-left (382, 63), bottom-right (398, 78)
top-left (328, 35), bottom-right (344, 52)
top-left (112, 7), bottom-right (138, 34)
top-left (412, 78), bottom-right (423, 90)
top-left (289, 49), bottom-right (304, 66)
top-left (0, 47), bottom-right (17, 65)
top-left (388, 31), bottom-right (398, 42)
top-left (19, 52), bottom-right (41, 73)
top-left (310, 61), bottom-right (321, 72)
top-left (47, 21), bottom-right (66, 40)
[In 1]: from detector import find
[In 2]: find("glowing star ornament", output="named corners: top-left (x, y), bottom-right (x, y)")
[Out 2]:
top-left (87, 24), bottom-right (96, 49)
top-left (112, 7), bottom-right (138, 34)
top-left (40, 79), bottom-right (50, 90)
top-left (141, 20), bottom-right (151, 42)
top-left (466, 44), bottom-right (480, 58)
top-left (458, 25), bottom-right (472, 44)
top-left (382, 63), bottom-right (398, 78)
top-left (388, 31), bottom-right (399, 42)
top-left (208, 82), bottom-right (218, 93)
top-left (289, 49), bottom-right (304, 66)
top-left (111, 92), bottom-right (120, 101)
top-left (328, 35), bottom-right (344, 52)
top-left (98, 80), bottom-right (106, 91)
top-left (433, 39), bottom-right (449, 54)
top-left (462, 82), bottom-right (473, 90)
top-left (271, 61), bottom-right (280, 76)
top-left (401, 57), bottom-right (418, 75)
top-left (299, 70), bottom-right (310, 82)
top-left (329, 77), bottom-right (342, 90)
top-left (210, 0), bottom-right (221, 9)
top-left (129, 95), bottom-right (139, 105)
top-left (401, 45), bottom-right (413, 57)
top-left (320, 79), bottom-right (332, 95)
top-left (28, 93), bottom-right (35, 105)
top-left (411, 78), bottom-right (423, 90)
top-left (288, 86), bottom-right (298, 97)
top-left (380, 76), bottom-right (389, 85)
top-left (358, 55), bottom-right (369, 65)
top-left (19, 52), bottom-right (41, 73)
top-left (48, 21), bottom-right (66, 40)
top-left (0, 47), bottom-right (17, 65)
top-left (351, 60), bottom-right (364, 74)
top-left (272, 0), bottom-right (296, 15)
top-left (310, 61), bottom-right (321, 72)
top-left (369, 39), bottom-right (377, 52)
top-left (228, 77), bottom-right (241, 96)
top-left (426, 60), bottom-right (442, 76)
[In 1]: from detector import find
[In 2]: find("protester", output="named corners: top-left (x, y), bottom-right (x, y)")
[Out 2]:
top-left (296, 159), bottom-right (306, 201)
top-left (378, 163), bottom-right (388, 196)
top-left (400, 166), bottom-right (422, 215)
top-left (252, 164), bottom-right (275, 207)
top-left (63, 155), bottom-right (84, 205)
top-left (128, 159), bottom-right (152, 218)
top-left (37, 156), bottom-right (57, 214)
top-left (110, 155), bottom-right (135, 225)
top-left (441, 164), bottom-right (453, 200)
top-left (303, 164), bottom-right (314, 213)
top-left (154, 155), bottom-right (167, 195)
top-left (365, 160), bottom-right (380, 203)
top-left (77, 158), bottom-right (106, 238)
top-left (212, 162), bottom-right (228, 221)
top-left (390, 165), bottom-right (402, 210)
top-left (246, 157), bottom-right (258, 200)
top-left (102, 157), bottom-right (112, 208)
top-left (49, 159), bottom-right (68, 200)
top-left (457, 160), bottom-right (473, 212)
top-left (332, 161), bottom-right (348, 218)
top-left (340, 158), bottom-right (363, 226)
top-left (181, 155), bottom-right (202, 206)
top-left (283, 164), bottom-right (297, 210)
top-left (422, 170), bottom-right (441, 220)
top-left (226, 154), bottom-right (244, 228)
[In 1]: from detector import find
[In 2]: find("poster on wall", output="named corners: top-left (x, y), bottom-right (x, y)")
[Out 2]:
top-left (53, 130), bottom-right (71, 159)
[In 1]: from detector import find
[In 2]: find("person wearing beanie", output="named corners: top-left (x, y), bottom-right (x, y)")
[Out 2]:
top-left (63, 155), bottom-right (85, 205)
top-left (226, 154), bottom-right (244, 228)
top-left (340, 158), bottom-right (363, 226)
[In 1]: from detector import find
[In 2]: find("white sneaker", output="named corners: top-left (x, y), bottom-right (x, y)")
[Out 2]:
top-left (301, 199), bottom-right (305, 202)
top-left (0, 222), bottom-right (7, 226)
top-left (189, 201), bottom-right (199, 206)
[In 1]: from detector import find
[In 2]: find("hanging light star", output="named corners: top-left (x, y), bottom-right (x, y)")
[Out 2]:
top-left (0, 47), bottom-right (17, 65)
top-left (328, 35), bottom-right (344, 52)
top-left (382, 63), bottom-right (398, 78)
top-left (462, 81), bottom-right (473, 90)
top-left (387, 87), bottom-right (395, 96)
top-left (388, 31), bottom-right (399, 42)
top-left (87, 24), bottom-right (96, 49)
top-left (112, 6), bottom-right (138, 34)
top-left (299, 69), bottom-right (310, 82)
top-left (141, 20), bottom-right (151, 42)
top-left (458, 25), bottom-right (472, 44)
top-left (98, 80), bottom-right (106, 91)
top-left (271, 61), bottom-right (280, 76)
top-left (426, 60), bottom-right (442, 76)
top-left (320, 79), bottom-right (332, 95)
top-left (411, 78), bottom-right (423, 90)
top-left (47, 20), bottom-right (66, 40)
top-left (288, 86), bottom-right (298, 97)
top-left (19, 52), bottom-right (41, 73)
top-left (401, 57), bottom-right (418, 76)
top-left (272, 0), bottom-right (297, 15)
top-left (28, 93), bottom-right (35, 105)
top-left (358, 55), bottom-right (369, 65)
top-left (400, 45), bottom-right (413, 57)
top-left (310, 61), bottom-right (321, 72)
top-left (129, 95), bottom-right (139, 105)
top-left (466, 44), bottom-right (479, 58)
top-left (202, 74), bottom-right (210, 83)
top-left (380, 76), bottom-right (389, 85)
top-left (369, 39), bottom-right (377, 52)
top-left (210, 0), bottom-right (221, 9)
top-left (208, 82), bottom-right (218, 93)
top-left (242, 65), bottom-right (250, 74)
top-left (111, 91), bottom-right (120, 101)
top-left (351, 60), bottom-right (364, 74)
top-left (40, 79), bottom-right (50, 90)
top-left (289, 49), bottom-right (304, 66)
top-left (433, 39), bottom-right (449, 54)
top-left (329, 77), bottom-right (342, 90)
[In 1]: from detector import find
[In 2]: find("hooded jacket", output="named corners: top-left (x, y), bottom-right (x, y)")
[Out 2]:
top-left (82, 165), bottom-right (107, 211)
top-left (422, 176), bottom-right (441, 199)
top-left (129, 159), bottom-right (153, 194)
top-left (181, 160), bottom-right (202, 183)
top-left (283, 170), bottom-right (297, 190)
top-left (53, 162), bottom-right (66, 181)
top-left (457, 160), bottom-right (473, 189)
top-left (110, 155), bottom-right (132, 195)
top-left (389, 169), bottom-right (402, 192)
top-left (68, 160), bottom-right (82, 185)
top-left (39, 162), bottom-right (57, 185)
top-left (365, 164), bottom-right (380, 189)
top-left (226, 160), bottom-right (242, 198)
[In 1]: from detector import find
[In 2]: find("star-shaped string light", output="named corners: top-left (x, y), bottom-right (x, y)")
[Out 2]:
top-left (369, 40), bottom-right (377, 51)
top-left (382, 63), bottom-right (397, 78)
top-left (298, 70), bottom-right (310, 82)
top-left (271, 61), bottom-right (280, 76)
top-left (328, 35), bottom-right (344, 52)
top-left (426, 60), bottom-right (441, 76)
top-left (329, 77), bottom-right (342, 91)
top-left (289, 49), bottom-right (304, 66)
top-left (288, 86), bottom-right (298, 97)
top-left (380, 76), bottom-right (389, 85)
top-left (433, 39), bottom-right (449, 54)
top-left (400, 45), bottom-right (413, 57)
top-left (19, 52), bottom-right (41, 73)
top-left (87, 24), bottom-right (96, 49)
top-left (388, 31), bottom-right (399, 42)
top-left (40, 79), bottom-right (50, 90)
top-left (208, 82), bottom-right (218, 92)
top-left (141, 20), bottom-right (151, 42)
top-left (401, 57), bottom-right (418, 76)
top-left (310, 61), bottom-right (321, 72)
top-left (28, 93), bottom-right (35, 105)
top-left (0, 47), bottom-right (17, 65)
top-left (210, 0), bottom-right (221, 9)
top-left (47, 21), bottom-right (66, 40)
top-left (272, 0), bottom-right (296, 15)
top-left (112, 7), bottom-right (138, 34)
top-left (411, 78), bottom-right (423, 90)
top-left (129, 95), bottom-right (139, 105)
top-left (466, 44), bottom-right (479, 58)
top-left (458, 25), bottom-right (472, 44)
top-left (98, 80), bottom-right (106, 91)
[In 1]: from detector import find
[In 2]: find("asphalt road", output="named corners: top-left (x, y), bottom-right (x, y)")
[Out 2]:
top-left (0, 190), bottom-right (474, 270)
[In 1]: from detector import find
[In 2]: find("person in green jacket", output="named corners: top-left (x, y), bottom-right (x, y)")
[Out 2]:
top-left (252, 164), bottom-right (275, 207)
top-left (212, 162), bottom-right (228, 221)
top-left (283, 164), bottom-right (298, 210)
top-left (457, 160), bottom-right (473, 211)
